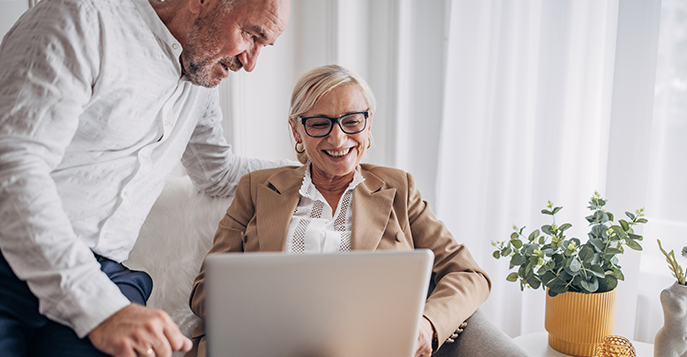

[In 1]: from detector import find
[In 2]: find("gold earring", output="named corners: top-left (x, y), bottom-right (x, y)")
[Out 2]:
top-left (367, 138), bottom-right (371, 149)
top-left (295, 142), bottom-right (305, 154)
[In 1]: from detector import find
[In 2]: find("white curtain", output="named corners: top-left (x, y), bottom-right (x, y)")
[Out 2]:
top-left (435, 0), bottom-right (670, 343)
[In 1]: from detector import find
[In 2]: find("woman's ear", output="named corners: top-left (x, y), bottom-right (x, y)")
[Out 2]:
top-left (289, 118), bottom-right (302, 142)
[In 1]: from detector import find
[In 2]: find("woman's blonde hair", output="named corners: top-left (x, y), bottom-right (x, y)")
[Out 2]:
top-left (289, 65), bottom-right (376, 163)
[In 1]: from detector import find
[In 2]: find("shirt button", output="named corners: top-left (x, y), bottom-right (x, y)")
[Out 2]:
top-left (172, 43), bottom-right (179, 49)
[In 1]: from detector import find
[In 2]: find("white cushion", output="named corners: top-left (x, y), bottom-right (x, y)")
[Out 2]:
top-left (124, 176), bottom-right (233, 342)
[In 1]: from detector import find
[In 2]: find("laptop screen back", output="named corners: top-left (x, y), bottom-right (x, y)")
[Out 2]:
top-left (204, 250), bottom-right (433, 357)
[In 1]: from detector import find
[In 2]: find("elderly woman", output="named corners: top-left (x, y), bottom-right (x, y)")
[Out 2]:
top-left (187, 65), bottom-right (528, 357)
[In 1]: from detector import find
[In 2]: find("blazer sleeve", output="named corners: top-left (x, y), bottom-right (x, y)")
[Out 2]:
top-left (404, 172), bottom-right (492, 350)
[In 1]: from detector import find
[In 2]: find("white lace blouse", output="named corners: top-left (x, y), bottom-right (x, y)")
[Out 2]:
top-left (285, 165), bottom-right (365, 254)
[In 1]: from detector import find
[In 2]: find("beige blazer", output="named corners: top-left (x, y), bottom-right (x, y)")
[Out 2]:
top-left (187, 164), bottom-right (491, 357)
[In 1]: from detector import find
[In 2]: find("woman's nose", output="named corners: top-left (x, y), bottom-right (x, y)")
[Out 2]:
top-left (327, 122), bottom-right (348, 145)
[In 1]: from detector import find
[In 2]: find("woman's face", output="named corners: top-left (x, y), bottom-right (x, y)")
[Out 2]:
top-left (291, 83), bottom-right (371, 182)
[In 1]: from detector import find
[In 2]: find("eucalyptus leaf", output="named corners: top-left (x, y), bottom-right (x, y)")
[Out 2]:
top-left (510, 253), bottom-right (526, 266)
top-left (569, 258), bottom-right (582, 272)
top-left (529, 230), bottom-right (540, 241)
top-left (588, 265), bottom-right (606, 278)
top-left (625, 238), bottom-right (643, 251)
top-left (492, 193), bottom-right (645, 295)
top-left (611, 226), bottom-right (627, 239)
top-left (512, 239), bottom-right (523, 249)
top-left (579, 246), bottom-right (594, 263)
top-left (590, 238), bottom-right (605, 252)
top-left (619, 220), bottom-right (630, 231)
top-left (628, 233), bottom-right (643, 241)
top-left (580, 277), bottom-right (599, 293)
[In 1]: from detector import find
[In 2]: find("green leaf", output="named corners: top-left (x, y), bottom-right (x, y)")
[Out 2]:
top-left (510, 253), bottom-right (526, 266)
top-left (529, 278), bottom-right (542, 289)
top-left (493, 251), bottom-right (501, 259)
top-left (529, 230), bottom-right (540, 241)
top-left (502, 248), bottom-right (512, 256)
top-left (619, 220), bottom-right (630, 231)
top-left (603, 275), bottom-right (618, 291)
top-left (628, 233), bottom-right (643, 241)
top-left (510, 232), bottom-right (519, 240)
top-left (611, 268), bottom-right (625, 281)
top-left (512, 239), bottom-right (523, 249)
top-left (588, 265), bottom-right (606, 278)
top-left (542, 225), bottom-right (554, 235)
top-left (541, 209), bottom-right (553, 215)
top-left (590, 238), bottom-right (605, 252)
top-left (607, 212), bottom-right (614, 222)
top-left (559, 223), bottom-right (573, 232)
top-left (611, 225), bottom-right (628, 239)
top-left (625, 238), bottom-right (643, 251)
top-left (569, 258), bottom-right (581, 272)
top-left (579, 246), bottom-right (594, 263)
top-left (580, 277), bottom-right (599, 293)
top-left (625, 211), bottom-right (635, 220)
top-left (506, 272), bottom-right (519, 282)
top-left (637, 218), bottom-right (648, 224)
top-left (552, 206), bottom-right (562, 215)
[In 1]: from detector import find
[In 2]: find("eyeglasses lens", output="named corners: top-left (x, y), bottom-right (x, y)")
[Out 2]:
top-left (304, 113), bottom-right (366, 137)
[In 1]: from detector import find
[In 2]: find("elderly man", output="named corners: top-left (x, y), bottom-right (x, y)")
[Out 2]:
top-left (0, 0), bottom-right (290, 356)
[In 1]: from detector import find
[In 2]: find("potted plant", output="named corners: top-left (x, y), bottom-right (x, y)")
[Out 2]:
top-left (654, 240), bottom-right (687, 357)
top-left (492, 192), bottom-right (646, 356)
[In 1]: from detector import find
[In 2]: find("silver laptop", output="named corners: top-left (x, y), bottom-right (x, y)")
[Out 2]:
top-left (204, 250), bottom-right (434, 357)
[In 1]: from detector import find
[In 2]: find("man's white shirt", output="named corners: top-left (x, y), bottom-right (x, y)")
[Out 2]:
top-left (0, 0), bottom-right (290, 337)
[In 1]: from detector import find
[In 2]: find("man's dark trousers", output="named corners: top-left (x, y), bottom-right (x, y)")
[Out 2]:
top-left (0, 251), bottom-right (153, 357)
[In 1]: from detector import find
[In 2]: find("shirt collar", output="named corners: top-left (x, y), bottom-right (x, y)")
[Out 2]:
top-left (132, 0), bottom-right (184, 73)
top-left (299, 164), bottom-right (365, 202)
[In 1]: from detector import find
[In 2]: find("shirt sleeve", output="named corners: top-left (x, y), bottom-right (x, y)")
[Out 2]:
top-left (0, 0), bottom-right (131, 337)
top-left (181, 89), bottom-right (299, 198)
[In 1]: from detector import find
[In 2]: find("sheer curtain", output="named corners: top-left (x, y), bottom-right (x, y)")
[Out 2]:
top-left (435, 0), bottom-right (666, 342)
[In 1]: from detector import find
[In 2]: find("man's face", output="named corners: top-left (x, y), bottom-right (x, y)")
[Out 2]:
top-left (182, 0), bottom-right (290, 88)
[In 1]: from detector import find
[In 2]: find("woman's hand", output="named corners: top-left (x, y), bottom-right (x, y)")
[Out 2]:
top-left (415, 316), bottom-right (435, 357)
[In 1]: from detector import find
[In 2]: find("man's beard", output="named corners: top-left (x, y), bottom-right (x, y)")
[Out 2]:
top-left (182, 11), bottom-right (243, 88)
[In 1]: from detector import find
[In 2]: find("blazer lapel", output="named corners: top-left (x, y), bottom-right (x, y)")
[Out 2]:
top-left (255, 166), bottom-right (305, 252)
top-left (351, 168), bottom-right (397, 250)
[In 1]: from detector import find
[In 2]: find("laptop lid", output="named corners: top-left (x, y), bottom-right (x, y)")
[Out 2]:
top-left (204, 249), bottom-right (434, 357)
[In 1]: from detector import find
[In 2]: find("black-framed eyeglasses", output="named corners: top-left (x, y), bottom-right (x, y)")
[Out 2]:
top-left (299, 111), bottom-right (369, 138)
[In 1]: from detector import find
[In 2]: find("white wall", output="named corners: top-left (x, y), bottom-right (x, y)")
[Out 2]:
top-left (0, 0), bottom-right (29, 40)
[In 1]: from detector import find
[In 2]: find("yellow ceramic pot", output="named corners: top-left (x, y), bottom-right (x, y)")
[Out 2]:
top-left (545, 289), bottom-right (617, 356)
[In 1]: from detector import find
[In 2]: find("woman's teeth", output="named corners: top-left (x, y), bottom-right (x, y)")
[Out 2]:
top-left (325, 148), bottom-right (351, 157)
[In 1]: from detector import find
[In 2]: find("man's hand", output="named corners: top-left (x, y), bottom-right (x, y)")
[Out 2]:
top-left (415, 316), bottom-right (435, 357)
top-left (88, 303), bottom-right (192, 357)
